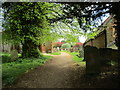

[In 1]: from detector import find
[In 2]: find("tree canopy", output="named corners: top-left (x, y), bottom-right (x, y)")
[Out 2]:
top-left (2, 2), bottom-right (120, 58)
top-left (51, 2), bottom-right (120, 49)
top-left (2, 2), bottom-right (62, 58)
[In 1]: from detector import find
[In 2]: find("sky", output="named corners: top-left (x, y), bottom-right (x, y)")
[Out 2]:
top-left (78, 13), bottom-right (110, 43)
top-left (0, 8), bottom-right (3, 32)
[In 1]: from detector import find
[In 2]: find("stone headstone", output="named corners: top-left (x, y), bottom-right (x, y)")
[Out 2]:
top-left (84, 46), bottom-right (101, 75)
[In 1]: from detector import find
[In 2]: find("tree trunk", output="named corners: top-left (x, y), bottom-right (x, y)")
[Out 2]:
top-left (22, 38), bottom-right (41, 58)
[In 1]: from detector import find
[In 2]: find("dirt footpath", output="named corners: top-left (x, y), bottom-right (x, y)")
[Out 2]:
top-left (10, 52), bottom-right (85, 88)
top-left (8, 52), bottom-right (119, 88)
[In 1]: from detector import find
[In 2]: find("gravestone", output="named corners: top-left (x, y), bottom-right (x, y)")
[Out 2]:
top-left (10, 50), bottom-right (18, 61)
top-left (84, 46), bottom-right (101, 75)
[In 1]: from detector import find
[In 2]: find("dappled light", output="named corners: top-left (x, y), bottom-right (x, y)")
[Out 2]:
top-left (1, 1), bottom-right (120, 89)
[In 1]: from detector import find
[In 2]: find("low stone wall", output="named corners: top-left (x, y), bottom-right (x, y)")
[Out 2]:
top-left (84, 45), bottom-right (120, 75)
top-left (99, 48), bottom-right (119, 66)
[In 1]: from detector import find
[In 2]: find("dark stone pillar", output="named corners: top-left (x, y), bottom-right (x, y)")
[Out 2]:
top-left (84, 46), bottom-right (101, 75)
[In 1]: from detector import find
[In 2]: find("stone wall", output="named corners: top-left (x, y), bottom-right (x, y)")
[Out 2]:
top-left (92, 32), bottom-right (106, 48)
top-left (99, 48), bottom-right (120, 66)
top-left (84, 45), bottom-right (120, 75)
top-left (83, 30), bottom-right (106, 48)
top-left (83, 17), bottom-right (117, 50)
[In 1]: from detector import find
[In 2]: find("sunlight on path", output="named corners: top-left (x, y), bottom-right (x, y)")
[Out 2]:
top-left (9, 52), bottom-right (85, 88)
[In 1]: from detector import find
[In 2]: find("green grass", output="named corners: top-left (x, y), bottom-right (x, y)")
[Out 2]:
top-left (2, 55), bottom-right (53, 86)
top-left (62, 51), bottom-right (85, 66)
top-left (0, 52), bottom-right (22, 63)
top-left (0, 52), bottom-right (11, 63)
top-left (70, 52), bottom-right (85, 66)
top-left (0, 52), bottom-right (10, 56)
top-left (49, 52), bottom-right (61, 55)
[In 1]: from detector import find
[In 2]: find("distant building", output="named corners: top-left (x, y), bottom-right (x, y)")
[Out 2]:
top-left (39, 42), bottom-right (54, 53)
top-left (83, 15), bottom-right (117, 49)
top-left (54, 42), bottom-right (65, 48)
top-left (73, 42), bottom-right (83, 48)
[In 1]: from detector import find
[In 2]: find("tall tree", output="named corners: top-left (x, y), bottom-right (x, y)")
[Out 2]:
top-left (2, 2), bottom-right (60, 58)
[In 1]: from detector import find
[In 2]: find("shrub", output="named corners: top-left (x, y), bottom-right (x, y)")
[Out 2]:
top-left (61, 43), bottom-right (71, 49)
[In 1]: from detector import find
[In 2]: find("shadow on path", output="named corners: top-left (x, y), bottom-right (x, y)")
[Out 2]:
top-left (7, 52), bottom-right (119, 88)
top-left (9, 52), bottom-right (85, 88)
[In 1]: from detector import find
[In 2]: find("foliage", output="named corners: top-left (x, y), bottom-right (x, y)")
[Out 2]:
top-left (61, 51), bottom-right (85, 66)
top-left (2, 2), bottom-right (61, 58)
top-left (0, 52), bottom-right (10, 63)
top-left (61, 43), bottom-right (71, 49)
top-left (54, 2), bottom-right (120, 49)
top-left (1, 55), bottom-right (11, 63)
top-left (53, 18), bottom-right (83, 43)
top-left (0, 52), bottom-right (21, 63)
top-left (70, 52), bottom-right (84, 62)
top-left (2, 55), bottom-right (53, 86)
top-left (69, 52), bottom-right (85, 66)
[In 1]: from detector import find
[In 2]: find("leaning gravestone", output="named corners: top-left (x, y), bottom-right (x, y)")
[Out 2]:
top-left (10, 50), bottom-right (18, 62)
top-left (84, 46), bottom-right (101, 75)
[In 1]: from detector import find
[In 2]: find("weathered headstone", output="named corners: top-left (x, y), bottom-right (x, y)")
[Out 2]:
top-left (84, 46), bottom-right (101, 75)
top-left (10, 50), bottom-right (18, 61)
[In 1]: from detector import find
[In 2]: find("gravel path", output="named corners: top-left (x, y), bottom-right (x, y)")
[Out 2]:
top-left (10, 52), bottom-right (85, 88)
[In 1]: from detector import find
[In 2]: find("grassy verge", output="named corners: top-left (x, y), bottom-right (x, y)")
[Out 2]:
top-left (70, 52), bottom-right (85, 66)
top-left (0, 52), bottom-right (22, 63)
top-left (49, 52), bottom-right (61, 55)
top-left (2, 55), bottom-right (53, 86)
top-left (61, 51), bottom-right (85, 66)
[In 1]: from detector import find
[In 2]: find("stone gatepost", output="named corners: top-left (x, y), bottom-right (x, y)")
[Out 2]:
top-left (84, 46), bottom-right (101, 75)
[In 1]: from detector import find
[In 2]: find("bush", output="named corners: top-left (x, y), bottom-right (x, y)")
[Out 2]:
top-left (1, 52), bottom-right (21, 63)
top-left (61, 43), bottom-right (71, 49)
top-left (1, 55), bottom-right (11, 63)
